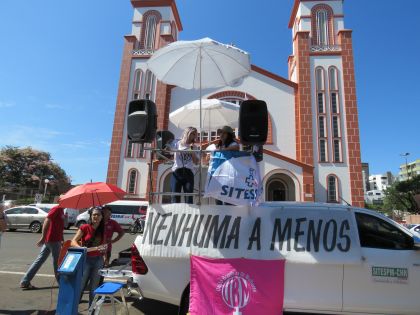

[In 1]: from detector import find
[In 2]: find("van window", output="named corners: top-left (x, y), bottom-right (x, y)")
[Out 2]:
top-left (355, 213), bottom-right (413, 250)
top-left (108, 205), bottom-right (142, 215)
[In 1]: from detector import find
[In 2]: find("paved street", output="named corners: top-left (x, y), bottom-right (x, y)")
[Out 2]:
top-left (0, 229), bottom-right (178, 315)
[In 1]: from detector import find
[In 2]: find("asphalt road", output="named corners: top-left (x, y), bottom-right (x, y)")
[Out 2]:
top-left (0, 229), bottom-right (312, 315)
top-left (0, 228), bottom-right (178, 315)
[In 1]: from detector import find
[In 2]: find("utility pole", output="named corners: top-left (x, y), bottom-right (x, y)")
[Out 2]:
top-left (400, 152), bottom-right (410, 180)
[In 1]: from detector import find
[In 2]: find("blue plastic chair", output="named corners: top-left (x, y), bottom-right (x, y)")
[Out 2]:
top-left (88, 282), bottom-right (129, 315)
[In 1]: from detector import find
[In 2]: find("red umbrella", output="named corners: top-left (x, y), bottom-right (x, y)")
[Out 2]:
top-left (58, 182), bottom-right (126, 209)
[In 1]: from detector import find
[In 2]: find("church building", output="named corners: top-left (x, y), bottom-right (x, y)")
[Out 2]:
top-left (107, 0), bottom-right (365, 207)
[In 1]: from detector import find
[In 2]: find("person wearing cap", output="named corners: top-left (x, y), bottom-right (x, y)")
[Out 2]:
top-left (216, 126), bottom-right (239, 152)
top-left (102, 206), bottom-right (124, 267)
top-left (20, 206), bottom-right (65, 289)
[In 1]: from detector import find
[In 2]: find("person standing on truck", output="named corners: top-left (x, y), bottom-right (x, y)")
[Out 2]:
top-left (216, 126), bottom-right (239, 152)
top-left (20, 206), bottom-right (64, 289)
top-left (71, 207), bottom-right (107, 306)
top-left (102, 206), bottom-right (125, 267)
top-left (171, 127), bottom-right (199, 204)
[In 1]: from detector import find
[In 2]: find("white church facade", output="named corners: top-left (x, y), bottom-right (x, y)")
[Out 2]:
top-left (107, 0), bottom-right (365, 208)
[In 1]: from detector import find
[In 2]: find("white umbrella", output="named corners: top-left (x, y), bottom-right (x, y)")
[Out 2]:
top-left (147, 37), bottom-right (251, 134)
top-left (169, 99), bottom-right (240, 130)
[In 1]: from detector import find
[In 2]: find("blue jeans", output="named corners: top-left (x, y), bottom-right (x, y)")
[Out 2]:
top-left (80, 256), bottom-right (104, 306)
top-left (171, 168), bottom-right (194, 204)
top-left (21, 241), bottom-right (61, 285)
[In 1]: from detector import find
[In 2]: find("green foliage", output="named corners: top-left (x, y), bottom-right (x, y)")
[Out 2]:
top-left (383, 175), bottom-right (420, 214)
top-left (0, 146), bottom-right (71, 195)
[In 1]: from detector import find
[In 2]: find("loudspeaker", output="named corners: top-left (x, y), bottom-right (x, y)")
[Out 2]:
top-left (127, 99), bottom-right (157, 143)
top-left (239, 100), bottom-right (268, 145)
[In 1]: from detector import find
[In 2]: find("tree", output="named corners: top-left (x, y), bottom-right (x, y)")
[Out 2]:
top-left (383, 175), bottom-right (420, 214)
top-left (0, 146), bottom-right (71, 196)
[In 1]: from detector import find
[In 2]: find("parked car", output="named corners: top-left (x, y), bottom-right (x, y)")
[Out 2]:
top-left (75, 200), bottom-right (148, 228)
top-left (130, 202), bottom-right (420, 315)
top-left (4, 206), bottom-right (50, 233)
top-left (29, 203), bottom-right (71, 229)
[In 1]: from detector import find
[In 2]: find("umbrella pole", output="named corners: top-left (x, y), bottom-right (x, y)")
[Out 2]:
top-left (198, 47), bottom-right (202, 206)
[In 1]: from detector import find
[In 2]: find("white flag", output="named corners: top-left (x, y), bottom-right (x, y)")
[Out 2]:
top-left (204, 151), bottom-right (263, 205)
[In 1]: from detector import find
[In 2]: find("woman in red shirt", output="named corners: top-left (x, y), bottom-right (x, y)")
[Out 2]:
top-left (71, 207), bottom-right (107, 306)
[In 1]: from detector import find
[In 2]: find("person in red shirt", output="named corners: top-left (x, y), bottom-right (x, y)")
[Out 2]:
top-left (71, 207), bottom-right (107, 306)
top-left (20, 206), bottom-right (64, 289)
top-left (102, 206), bottom-right (125, 267)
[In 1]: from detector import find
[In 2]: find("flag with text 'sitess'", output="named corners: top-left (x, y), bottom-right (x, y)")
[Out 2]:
top-left (189, 256), bottom-right (285, 315)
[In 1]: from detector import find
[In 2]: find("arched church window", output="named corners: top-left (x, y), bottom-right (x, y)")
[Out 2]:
top-left (133, 69), bottom-right (143, 100)
top-left (127, 169), bottom-right (138, 194)
top-left (315, 67), bottom-right (328, 162)
top-left (144, 15), bottom-right (158, 50)
top-left (316, 10), bottom-right (329, 46)
top-left (328, 66), bottom-right (342, 163)
top-left (311, 4), bottom-right (334, 47)
top-left (327, 175), bottom-right (339, 203)
top-left (143, 70), bottom-right (156, 101)
top-left (126, 139), bottom-right (135, 158)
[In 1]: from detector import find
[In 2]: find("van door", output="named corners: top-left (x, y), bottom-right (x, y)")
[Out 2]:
top-left (343, 212), bottom-right (420, 314)
top-left (285, 261), bottom-right (343, 312)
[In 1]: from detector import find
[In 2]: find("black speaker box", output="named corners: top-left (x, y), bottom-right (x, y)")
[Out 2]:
top-left (127, 99), bottom-right (157, 143)
top-left (239, 100), bottom-right (268, 145)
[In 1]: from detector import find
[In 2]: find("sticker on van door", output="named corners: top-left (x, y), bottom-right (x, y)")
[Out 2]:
top-left (371, 266), bottom-right (408, 284)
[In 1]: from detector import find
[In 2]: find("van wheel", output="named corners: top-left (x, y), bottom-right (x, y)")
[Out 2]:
top-left (8, 228), bottom-right (16, 232)
top-left (77, 220), bottom-right (86, 228)
top-left (30, 221), bottom-right (42, 233)
top-left (178, 285), bottom-right (190, 315)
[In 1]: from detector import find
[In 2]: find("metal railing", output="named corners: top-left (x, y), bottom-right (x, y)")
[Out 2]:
top-left (310, 45), bottom-right (341, 52)
top-left (132, 49), bottom-right (155, 56)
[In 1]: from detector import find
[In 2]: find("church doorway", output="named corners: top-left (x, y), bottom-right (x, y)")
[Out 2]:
top-left (266, 173), bottom-right (296, 201)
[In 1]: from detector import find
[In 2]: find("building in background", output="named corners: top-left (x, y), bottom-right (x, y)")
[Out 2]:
top-left (361, 162), bottom-right (370, 194)
top-left (368, 173), bottom-right (394, 191)
top-left (399, 159), bottom-right (420, 181)
top-left (107, 0), bottom-right (365, 207)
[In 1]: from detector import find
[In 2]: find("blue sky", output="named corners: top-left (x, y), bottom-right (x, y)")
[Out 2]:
top-left (0, 0), bottom-right (419, 184)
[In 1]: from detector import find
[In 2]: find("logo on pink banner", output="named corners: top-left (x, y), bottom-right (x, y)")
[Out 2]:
top-left (190, 256), bottom-right (285, 315)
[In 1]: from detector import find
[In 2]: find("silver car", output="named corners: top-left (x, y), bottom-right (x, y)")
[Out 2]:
top-left (4, 206), bottom-right (49, 233)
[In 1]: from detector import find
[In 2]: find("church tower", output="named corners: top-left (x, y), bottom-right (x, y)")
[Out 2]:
top-left (107, 0), bottom-right (182, 196)
top-left (288, 0), bottom-right (364, 207)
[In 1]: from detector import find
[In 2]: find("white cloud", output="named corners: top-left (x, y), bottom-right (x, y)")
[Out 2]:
top-left (0, 101), bottom-right (14, 108)
top-left (0, 125), bottom-right (62, 151)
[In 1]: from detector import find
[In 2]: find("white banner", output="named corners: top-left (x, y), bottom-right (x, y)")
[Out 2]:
top-left (137, 204), bottom-right (362, 264)
top-left (204, 152), bottom-right (263, 206)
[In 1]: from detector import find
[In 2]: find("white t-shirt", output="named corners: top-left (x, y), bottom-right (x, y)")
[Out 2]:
top-left (171, 140), bottom-right (198, 172)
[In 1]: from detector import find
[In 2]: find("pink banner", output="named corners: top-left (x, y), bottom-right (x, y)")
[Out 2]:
top-left (190, 256), bottom-right (285, 315)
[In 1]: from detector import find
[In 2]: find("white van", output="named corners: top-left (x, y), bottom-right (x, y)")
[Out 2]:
top-left (131, 202), bottom-right (420, 315)
top-left (75, 200), bottom-right (148, 228)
